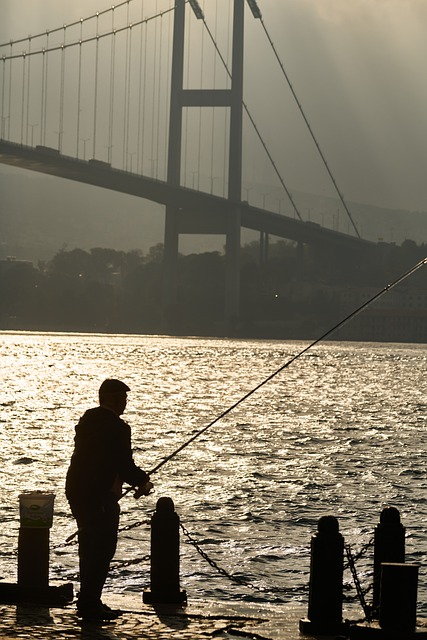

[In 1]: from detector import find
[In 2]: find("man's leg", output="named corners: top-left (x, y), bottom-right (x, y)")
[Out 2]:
top-left (73, 497), bottom-right (120, 616)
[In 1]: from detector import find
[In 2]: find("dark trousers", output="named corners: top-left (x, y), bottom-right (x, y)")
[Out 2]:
top-left (68, 493), bottom-right (120, 608)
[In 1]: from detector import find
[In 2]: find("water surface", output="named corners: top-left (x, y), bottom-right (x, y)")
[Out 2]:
top-left (1, 332), bottom-right (426, 614)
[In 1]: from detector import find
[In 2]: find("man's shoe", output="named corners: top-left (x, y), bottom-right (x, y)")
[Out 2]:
top-left (77, 604), bottom-right (118, 622)
top-left (102, 603), bottom-right (123, 617)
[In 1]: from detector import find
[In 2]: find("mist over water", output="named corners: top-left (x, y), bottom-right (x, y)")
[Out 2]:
top-left (1, 331), bottom-right (426, 614)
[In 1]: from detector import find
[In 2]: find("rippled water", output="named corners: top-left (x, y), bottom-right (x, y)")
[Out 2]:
top-left (1, 331), bottom-right (426, 615)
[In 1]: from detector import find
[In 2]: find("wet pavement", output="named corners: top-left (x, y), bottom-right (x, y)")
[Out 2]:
top-left (2, 591), bottom-right (427, 639)
top-left (0, 592), bottom-right (348, 640)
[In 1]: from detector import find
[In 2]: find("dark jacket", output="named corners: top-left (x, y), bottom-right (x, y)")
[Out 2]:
top-left (65, 406), bottom-right (148, 506)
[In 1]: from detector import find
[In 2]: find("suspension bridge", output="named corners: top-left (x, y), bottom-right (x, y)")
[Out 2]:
top-left (0, 0), bottom-right (373, 324)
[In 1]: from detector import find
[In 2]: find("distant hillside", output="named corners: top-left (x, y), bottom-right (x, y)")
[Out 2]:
top-left (1, 169), bottom-right (427, 263)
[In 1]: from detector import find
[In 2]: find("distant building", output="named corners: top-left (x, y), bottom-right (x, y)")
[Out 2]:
top-left (337, 286), bottom-right (427, 343)
top-left (0, 256), bottom-right (34, 275)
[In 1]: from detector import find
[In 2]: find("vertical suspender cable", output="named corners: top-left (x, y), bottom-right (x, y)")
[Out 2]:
top-left (76, 20), bottom-right (83, 157)
top-left (26, 38), bottom-right (32, 145)
top-left (1, 57), bottom-right (6, 138)
top-left (123, 2), bottom-right (130, 169)
top-left (43, 32), bottom-right (49, 145)
top-left (59, 30), bottom-right (66, 152)
top-left (40, 49), bottom-right (46, 145)
top-left (163, 8), bottom-right (172, 181)
top-left (8, 42), bottom-right (13, 139)
top-left (223, 3), bottom-right (231, 192)
top-left (109, 11), bottom-right (116, 165)
top-left (183, 6), bottom-right (191, 187)
top-left (197, 3), bottom-right (205, 189)
top-left (136, 1), bottom-right (144, 174)
top-left (210, 0), bottom-right (219, 194)
top-left (126, 24), bottom-right (133, 170)
top-left (20, 53), bottom-right (26, 145)
top-left (155, 13), bottom-right (163, 179)
top-left (93, 14), bottom-right (100, 160)
top-left (141, 18), bottom-right (148, 174)
top-left (150, 0), bottom-right (158, 177)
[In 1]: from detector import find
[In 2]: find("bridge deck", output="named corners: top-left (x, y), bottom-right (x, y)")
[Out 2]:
top-left (0, 140), bottom-right (373, 251)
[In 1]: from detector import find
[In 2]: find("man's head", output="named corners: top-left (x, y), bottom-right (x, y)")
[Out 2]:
top-left (98, 379), bottom-right (130, 416)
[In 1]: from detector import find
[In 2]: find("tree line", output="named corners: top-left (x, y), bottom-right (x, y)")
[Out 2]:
top-left (1, 238), bottom-right (427, 338)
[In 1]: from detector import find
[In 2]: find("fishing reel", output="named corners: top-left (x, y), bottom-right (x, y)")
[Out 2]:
top-left (133, 481), bottom-right (154, 499)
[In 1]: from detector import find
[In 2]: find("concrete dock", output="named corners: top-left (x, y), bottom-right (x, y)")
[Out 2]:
top-left (2, 592), bottom-right (427, 639)
top-left (0, 592), bottom-right (351, 640)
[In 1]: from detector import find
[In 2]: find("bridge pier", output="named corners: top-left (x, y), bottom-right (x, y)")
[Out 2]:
top-left (225, 206), bottom-right (242, 327)
top-left (162, 205), bottom-right (180, 315)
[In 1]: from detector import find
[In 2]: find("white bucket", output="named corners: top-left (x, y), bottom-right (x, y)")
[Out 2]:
top-left (19, 492), bottom-right (55, 528)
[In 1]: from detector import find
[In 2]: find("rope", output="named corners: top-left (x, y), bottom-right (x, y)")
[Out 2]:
top-left (259, 18), bottom-right (360, 238)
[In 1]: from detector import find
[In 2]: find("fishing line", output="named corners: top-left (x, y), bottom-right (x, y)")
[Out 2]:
top-left (146, 256), bottom-right (427, 476)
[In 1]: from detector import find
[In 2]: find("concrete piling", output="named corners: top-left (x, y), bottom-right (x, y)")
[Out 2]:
top-left (299, 515), bottom-right (346, 636)
top-left (0, 492), bottom-right (73, 605)
top-left (143, 497), bottom-right (187, 605)
top-left (372, 506), bottom-right (405, 618)
top-left (380, 563), bottom-right (419, 633)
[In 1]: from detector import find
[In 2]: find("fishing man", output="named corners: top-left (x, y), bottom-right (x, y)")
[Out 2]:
top-left (66, 378), bottom-right (152, 622)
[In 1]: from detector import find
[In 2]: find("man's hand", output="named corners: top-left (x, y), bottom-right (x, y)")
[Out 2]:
top-left (134, 481), bottom-right (154, 499)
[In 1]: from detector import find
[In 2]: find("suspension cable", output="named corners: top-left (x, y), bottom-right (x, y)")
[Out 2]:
top-left (0, 8), bottom-right (176, 62)
top-left (258, 18), bottom-right (360, 238)
top-left (202, 18), bottom-right (304, 221)
top-left (0, 0), bottom-right (140, 49)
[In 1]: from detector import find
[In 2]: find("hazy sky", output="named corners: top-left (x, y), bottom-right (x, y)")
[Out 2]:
top-left (1, 0), bottom-right (427, 214)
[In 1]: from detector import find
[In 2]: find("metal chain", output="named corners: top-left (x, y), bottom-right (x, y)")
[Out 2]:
top-left (343, 537), bottom-right (374, 570)
top-left (345, 543), bottom-right (373, 621)
top-left (51, 518), bottom-right (150, 552)
top-left (110, 554), bottom-right (150, 570)
top-left (179, 522), bottom-right (305, 601)
top-left (119, 518), bottom-right (150, 533)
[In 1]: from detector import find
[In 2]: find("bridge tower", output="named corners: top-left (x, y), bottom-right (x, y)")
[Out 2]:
top-left (163, 0), bottom-right (250, 329)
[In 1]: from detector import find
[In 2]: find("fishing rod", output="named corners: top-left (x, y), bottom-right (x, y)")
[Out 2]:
top-left (65, 257), bottom-right (427, 543)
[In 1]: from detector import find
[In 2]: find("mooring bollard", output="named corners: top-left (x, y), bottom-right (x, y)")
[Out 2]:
top-left (17, 492), bottom-right (55, 588)
top-left (143, 497), bottom-right (187, 605)
top-left (0, 491), bottom-right (73, 605)
top-left (299, 515), bottom-right (346, 636)
top-left (379, 563), bottom-right (419, 633)
top-left (372, 506), bottom-right (405, 618)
